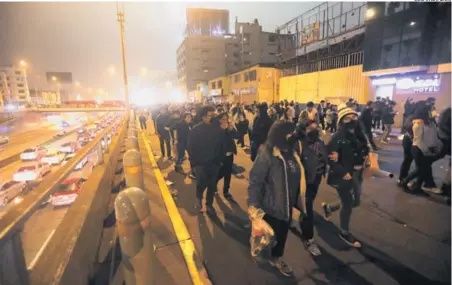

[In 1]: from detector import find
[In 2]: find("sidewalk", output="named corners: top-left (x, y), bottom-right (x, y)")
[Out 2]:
top-left (146, 127), bottom-right (450, 285)
top-left (94, 130), bottom-right (195, 285)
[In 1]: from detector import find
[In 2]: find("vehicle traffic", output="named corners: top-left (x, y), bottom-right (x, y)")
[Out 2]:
top-left (41, 150), bottom-right (66, 165)
top-left (0, 181), bottom-right (26, 206)
top-left (62, 153), bottom-right (88, 170)
top-left (20, 146), bottom-right (47, 161)
top-left (13, 163), bottom-right (51, 182)
top-left (0, 136), bottom-right (9, 145)
top-left (51, 177), bottom-right (85, 207)
top-left (59, 142), bottom-right (79, 154)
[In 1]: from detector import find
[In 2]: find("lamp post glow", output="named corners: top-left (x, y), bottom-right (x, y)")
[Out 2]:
top-left (366, 9), bottom-right (375, 19)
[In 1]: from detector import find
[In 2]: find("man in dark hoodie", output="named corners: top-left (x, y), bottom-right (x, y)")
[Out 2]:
top-left (359, 101), bottom-right (379, 151)
top-left (438, 107), bottom-right (451, 197)
top-left (155, 106), bottom-right (172, 159)
top-left (188, 106), bottom-right (225, 215)
top-left (250, 103), bottom-right (273, 161)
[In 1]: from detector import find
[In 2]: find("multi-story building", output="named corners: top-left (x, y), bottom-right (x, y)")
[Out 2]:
top-left (363, 2), bottom-right (451, 126)
top-left (177, 35), bottom-right (229, 95)
top-left (177, 9), bottom-right (291, 97)
top-left (0, 66), bottom-right (30, 106)
top-left (186, 8), bottom-right (229, 36)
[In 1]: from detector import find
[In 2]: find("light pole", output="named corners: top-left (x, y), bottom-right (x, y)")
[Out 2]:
top-left (116, 4), bottom-right (130, 113)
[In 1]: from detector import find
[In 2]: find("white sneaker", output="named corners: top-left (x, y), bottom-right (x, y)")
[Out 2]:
top-left (304, 239), bottom-right (322, 256)
top-left (422, 186), bottom-right (442, 194)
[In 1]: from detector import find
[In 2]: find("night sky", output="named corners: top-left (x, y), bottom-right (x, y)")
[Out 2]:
top-left (0, 2), bottom-right (317, 91)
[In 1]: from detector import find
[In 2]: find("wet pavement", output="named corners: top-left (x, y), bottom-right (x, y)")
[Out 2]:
top-left (147, 125), bottom-right (450, 285)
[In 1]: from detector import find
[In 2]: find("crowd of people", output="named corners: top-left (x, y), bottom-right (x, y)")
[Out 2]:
top-left (142, 96), bottom-right (450, 277)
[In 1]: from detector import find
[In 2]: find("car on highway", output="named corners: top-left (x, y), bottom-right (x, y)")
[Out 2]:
top-left (59, 142), bottom-right (80, 154)
top-left (55, 129), bottom-right (67, 137)
top-left (41, 150), bottom-right (66, 165)
top-left (13, 163), bottom-right (52, 182)
top-left (51, 178), bottom-right (86, 207)
top-left (62, 153), bottom-right (88, 170)
top-left (0, 135), bottom-right (9, 145)
top-left (20, 146), bottom-right (47, 161)
top-left (0, 181), bottom-right (26, 206)
top-left (77, 127), bottom-right (86, 134)
top-left (77, 134), bottom-right (90, 145)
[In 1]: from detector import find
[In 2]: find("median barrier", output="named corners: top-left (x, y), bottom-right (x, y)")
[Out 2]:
top-left (115, 187), bottom-right (156, 285)
top-left (0, 115), bottom-right (129, 285)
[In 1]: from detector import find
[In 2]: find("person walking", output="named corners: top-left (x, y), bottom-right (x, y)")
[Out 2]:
top-left (299, 101), bottom-right (319, 124)
top-left (250, 103), bottom-right (273, 161)
top-left (188, 106), bottom-right (225, 214)
top-left (360, 101), bottom-right (379, 151)
top-left (139, 112), bottom-right (148, 130)
top-left (296, 119), bottom-right (329, 256)
top-left (216, 112), bottom-right (238, 200)
top-left (155, 107), bottom-right (173, 160)
top-left (248, 120), bottom-right (306, 277)
top-left (174, 113), bottom-right (192, 174)
top-left (321, 104), bottom-right (369, 248)
top-left (381, 101), bottom-right (396, 143)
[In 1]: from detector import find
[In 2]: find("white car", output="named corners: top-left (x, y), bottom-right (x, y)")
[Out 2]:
top-left (13, 163), bottom-right (51, 182)
top-left (41, 151), bottom-right (66, 165)
top-left (62, 153), bottom-right (88, 170)
top-left (77, 127), bottom-right (86, 134)
top-left (0, 136), bottom-right (9, 145)
top-left (59, 142), bottom-right (79, 154)
top-left (0, 181), bottom-right (26, 206)
top-left (20, 146), bottom-right (47, 161)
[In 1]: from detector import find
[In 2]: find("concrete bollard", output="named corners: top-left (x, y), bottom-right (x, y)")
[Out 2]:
top-left (126, 136), bottom-right (139, 150)
top-left (97, 142), bottom-right (104, 165)
top-left (115, 187), bottom-right (156, 285)
top-left (123, 149), bottom-right (145, 189)
top-left (128, 128), bottom-right (137, 138)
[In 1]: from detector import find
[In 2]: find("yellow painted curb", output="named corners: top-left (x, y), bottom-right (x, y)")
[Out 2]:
top-left (140, 129), bottom-right (210, 285)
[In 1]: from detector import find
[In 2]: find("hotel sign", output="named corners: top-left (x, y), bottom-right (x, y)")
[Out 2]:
top-left (372, 74), bottom-right (441, 93)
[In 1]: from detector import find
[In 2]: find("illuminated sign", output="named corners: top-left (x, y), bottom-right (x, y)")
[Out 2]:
top-left (372, 74), bottom-right (441, 93)
top-left (209, 89), bottom-right (222, 96)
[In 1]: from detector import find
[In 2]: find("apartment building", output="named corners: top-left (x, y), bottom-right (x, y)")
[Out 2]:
top-left (0, 66), bottom-right (30, 106)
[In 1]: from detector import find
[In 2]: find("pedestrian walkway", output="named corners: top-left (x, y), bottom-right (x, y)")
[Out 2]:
top-left (145, 126), bottom-right (450, 285)
top-left (94, 129), bottom-right (196, 285)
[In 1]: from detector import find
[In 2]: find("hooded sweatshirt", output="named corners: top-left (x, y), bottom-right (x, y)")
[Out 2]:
top-left (251, 104), bottom-right (273, 145)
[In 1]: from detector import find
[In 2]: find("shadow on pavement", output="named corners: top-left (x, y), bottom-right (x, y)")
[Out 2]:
top-left (358, 241), bottom-right (450, 285)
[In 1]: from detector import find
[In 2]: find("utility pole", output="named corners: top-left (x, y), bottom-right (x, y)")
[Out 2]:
top-left (117, 3), bottom-right (130, 113)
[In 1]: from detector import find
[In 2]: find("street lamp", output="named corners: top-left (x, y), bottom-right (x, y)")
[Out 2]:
top-left (19, 60), bottom-right (27, 68)
top-left (140, 67), bottom-right (148, 77)
top-left (366, 8), bottom-right (376, 19)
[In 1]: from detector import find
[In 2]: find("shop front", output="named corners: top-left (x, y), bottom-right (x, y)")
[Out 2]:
top-left (369, 70), bottom-right (451, 127)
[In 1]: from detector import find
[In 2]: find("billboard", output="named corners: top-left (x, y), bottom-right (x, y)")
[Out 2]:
top-left (46, 72), bottom-right (73, 84)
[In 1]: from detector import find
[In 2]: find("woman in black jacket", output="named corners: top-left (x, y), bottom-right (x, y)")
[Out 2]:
top-left (216, 112), bottom-right (239, 200)
top-left (321, 104), bottom-right (369, 248)
top-left (250, 103), bottom-right (273, 161)
top-left (248, 120), bottom-right (306, 277)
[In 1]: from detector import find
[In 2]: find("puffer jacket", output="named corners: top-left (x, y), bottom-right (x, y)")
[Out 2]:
top-left (247, 146), bottom-right (307, 221)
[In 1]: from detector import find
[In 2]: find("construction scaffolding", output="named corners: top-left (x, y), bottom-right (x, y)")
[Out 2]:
top-left (276, 2), bottom-right (367, 77)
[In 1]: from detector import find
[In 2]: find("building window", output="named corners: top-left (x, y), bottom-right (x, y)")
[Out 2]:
top-left (234, 74), bottom-right (241, 83)
top-left (15, 71), bottom-right (21, 75)
top-left (18, 89), bottom-right (25, 93)
top-left (17, 83), bottom-right (25, 87)
top-left (249, 70), bottom-right (257, 81)
top-left (268, 35), bottom-right (276, 43)
top-left (211, 82), bottom-right (216, 89)
top-left (19, 96), bottom-right (27, 100)
top-left (218, 80), bottom-right (222, 88)
top-left (244, 72), bottom-right (249, 82)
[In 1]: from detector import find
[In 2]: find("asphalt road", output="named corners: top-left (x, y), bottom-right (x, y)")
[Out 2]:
top-left (147, 120), bottom-right (451, 285)
top-left (0, 112), bottom-right (113, 269)
top-left (0, 112), bottom-right (105, 161)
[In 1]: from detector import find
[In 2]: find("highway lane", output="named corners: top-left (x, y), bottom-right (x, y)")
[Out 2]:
top-left (0, 112), bottom-right (105, 161)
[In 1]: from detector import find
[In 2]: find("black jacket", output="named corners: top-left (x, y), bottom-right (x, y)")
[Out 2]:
top-left (187, 122), bottom-right (225, 167)
top-left (251, 114), bottom-right (273, 145)
top-left (223, 128), bottom-right (239, 155)
top-left (360, 107), bottom-right (373, 132)
top-left (382, 106), bottom-right (395, 124)
top-left (299, 138), bottom-right (328, 184)
top-left (155, 114), bottom-right (171, 137)
top-left (174, 121), bottom-right (191, 145)
top-left (326, 129), bottom-right (369, 186)
top-left (247, 146), bottom-right (306, 221)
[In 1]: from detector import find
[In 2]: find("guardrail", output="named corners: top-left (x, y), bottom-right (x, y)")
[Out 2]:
top-left (0, 114), bottom-right (129, 285)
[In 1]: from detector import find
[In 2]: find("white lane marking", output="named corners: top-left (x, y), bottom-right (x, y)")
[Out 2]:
top-left (27, 229), bottom-right (56, 270)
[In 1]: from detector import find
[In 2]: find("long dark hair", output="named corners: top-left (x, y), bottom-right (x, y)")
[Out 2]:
top-left (412, 101), bottom-right (430, 124)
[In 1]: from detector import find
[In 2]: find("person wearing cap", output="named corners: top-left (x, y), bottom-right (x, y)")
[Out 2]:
top-left (321, 104), bottom-right (369, 248)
